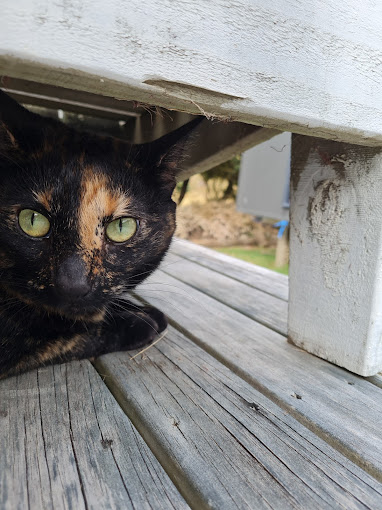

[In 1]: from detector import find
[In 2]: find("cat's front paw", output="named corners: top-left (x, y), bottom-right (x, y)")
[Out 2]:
top-left (124, 305), bottom-right (168, 350)
top-left (140, 305), bottom-right (167, 334)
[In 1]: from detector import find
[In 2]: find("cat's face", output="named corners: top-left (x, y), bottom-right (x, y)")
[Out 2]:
top-left (0, 91), bottom-right (197, 320)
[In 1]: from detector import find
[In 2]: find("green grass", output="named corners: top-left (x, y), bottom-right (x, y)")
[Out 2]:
top-left (214, 246), bottom-right (289, 275)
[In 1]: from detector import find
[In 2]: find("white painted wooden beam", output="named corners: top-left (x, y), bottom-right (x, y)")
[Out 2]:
top-left (289, 135), bottom-right (382, 376)
top-left (1, 0), bottom-right (382, 145)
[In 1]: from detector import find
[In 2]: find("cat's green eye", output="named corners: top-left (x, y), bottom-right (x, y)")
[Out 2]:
top-left (19, 209), bottom-right (50, 238)
top-left (106, 217), bottom-right (137, 243)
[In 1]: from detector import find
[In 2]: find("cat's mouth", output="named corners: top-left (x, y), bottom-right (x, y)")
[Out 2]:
top-left (48, 291), bottom-right (107, 321)
top-left (58, 304), bottom-right (106, 322)
top-left (2, 282), bottom-right (107, 322)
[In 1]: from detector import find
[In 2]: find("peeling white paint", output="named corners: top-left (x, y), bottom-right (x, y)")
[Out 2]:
top-left (289, 137), bottom-right (382, 376)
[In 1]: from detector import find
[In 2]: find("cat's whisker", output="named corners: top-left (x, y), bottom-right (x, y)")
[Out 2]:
top-left (135, 285), bottom-right (194, 300)
top-left (135, 282), bottom-right (200, 305)
top-left (0, 303), bottom-right (21, 314)
top-left (0, 150), bottom-right (24, 171)
top-left (135, 290), bottom-right (191, 303)
top-left (110, 299), bottom-right (151, 318)
top-left (125, 283), bottom-right (195, 305)
top-left (122, 288), bottom-right (191, 306)
top-left (110, 299), bottom-right (163, 335)
top-left (134, 289), bottom-right (193, 310)
top-left (136, 281), bottom-right (190, 292)
top-left (113, 306), bottom-right (161, 337)
top-left (120, 258), bottom-right (185, 284)
top-left (116, 289), bottom-right (185, 318)
top-left (4, 303), bottom-right (30, 327)
top-left (0, 296), bottom-right (29, 313)
top-left (134, 294), bottom-right (185, 316)
top-left (102, 306), bottom-right (117, 326)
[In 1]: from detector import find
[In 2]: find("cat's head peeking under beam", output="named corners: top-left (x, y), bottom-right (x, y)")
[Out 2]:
top-left (0, 90), bottom-right (202, 320)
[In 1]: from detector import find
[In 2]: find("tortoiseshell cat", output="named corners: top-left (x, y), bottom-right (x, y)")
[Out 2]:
top-left (0, 90), bottom-right (199, 379)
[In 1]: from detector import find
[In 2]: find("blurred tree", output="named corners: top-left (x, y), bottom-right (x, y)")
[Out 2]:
top-left (202, 155), bottom-right (241, 200)
top-left (176, 155), bottom-right (241, 204)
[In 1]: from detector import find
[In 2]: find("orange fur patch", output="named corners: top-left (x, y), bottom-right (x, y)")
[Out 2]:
top-left (78, 168), bottom-right (131, 265)
top-left (0, 335), bottom-right (86, 379)
top-left (37, 335), bottom-right (84, 364)
top-left (33, 189), bottom-right (53, 212)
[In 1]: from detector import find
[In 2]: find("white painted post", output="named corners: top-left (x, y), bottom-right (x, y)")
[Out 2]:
top-left (289, 135), bottom-right (382, 376)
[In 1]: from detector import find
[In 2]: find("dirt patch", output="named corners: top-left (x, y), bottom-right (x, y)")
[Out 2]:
top-left (175, 199), bottom-right (278, 247)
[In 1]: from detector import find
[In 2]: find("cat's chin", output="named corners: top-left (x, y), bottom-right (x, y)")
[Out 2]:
top-left (3, 285), bottom-right (106, 322)
top-left (36, 300), bottom-right (106, 322)
top-left (42, 287), bottom-right (108, 321)
top-left (11, 286), bottom-right (106, 322)
top-left (50, 303), bottom-right (106, 322)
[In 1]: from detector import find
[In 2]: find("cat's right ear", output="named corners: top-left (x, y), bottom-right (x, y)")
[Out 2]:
top-left (0, 90), bottom-right (50, 152)
top-left (131, 117), bottom-right (204, 195)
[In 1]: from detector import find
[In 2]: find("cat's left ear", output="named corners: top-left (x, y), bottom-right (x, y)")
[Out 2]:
top-left (0, 90), bottom-right (53, 152)
top-left (137, 117), bottom-right (204, 193)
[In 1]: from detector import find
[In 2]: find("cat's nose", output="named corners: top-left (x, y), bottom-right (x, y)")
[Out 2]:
top-left (55, 255), bottom-right (91, 299)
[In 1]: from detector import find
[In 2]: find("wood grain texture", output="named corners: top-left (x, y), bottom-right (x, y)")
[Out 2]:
top-left (1, 0), bottom-right (382, 144)
top-left (135, 269), bottom-right (382, 481)
top-left (170, 239), bottom-right (289, 301)
top-left (95, 328), bottom-right (382, 510)
top-left (159, 251), bottom-right (287, 335)
top-left (0, 361), bottom-right (189, 510)
top-left (289, 135), bottom-right (382, 376)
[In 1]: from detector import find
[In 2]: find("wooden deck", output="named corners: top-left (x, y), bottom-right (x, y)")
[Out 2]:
top-left (2, 239), bottom-right (382, 510)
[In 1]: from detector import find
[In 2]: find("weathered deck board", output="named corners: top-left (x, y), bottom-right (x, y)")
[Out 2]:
top-left (95, 328), bottom-right (382, 510)
top-left (0, 361), bottom-right (189, 510)
top-left (160, 251), bottom-right (287, 335)
top-left (170, 239), bottom-right (289, 301)
top-left (136, 268), bottom-right (382, 481)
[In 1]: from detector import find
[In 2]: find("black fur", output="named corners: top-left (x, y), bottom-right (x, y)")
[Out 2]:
top-left (0, 90), bottom-right (200, 379)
